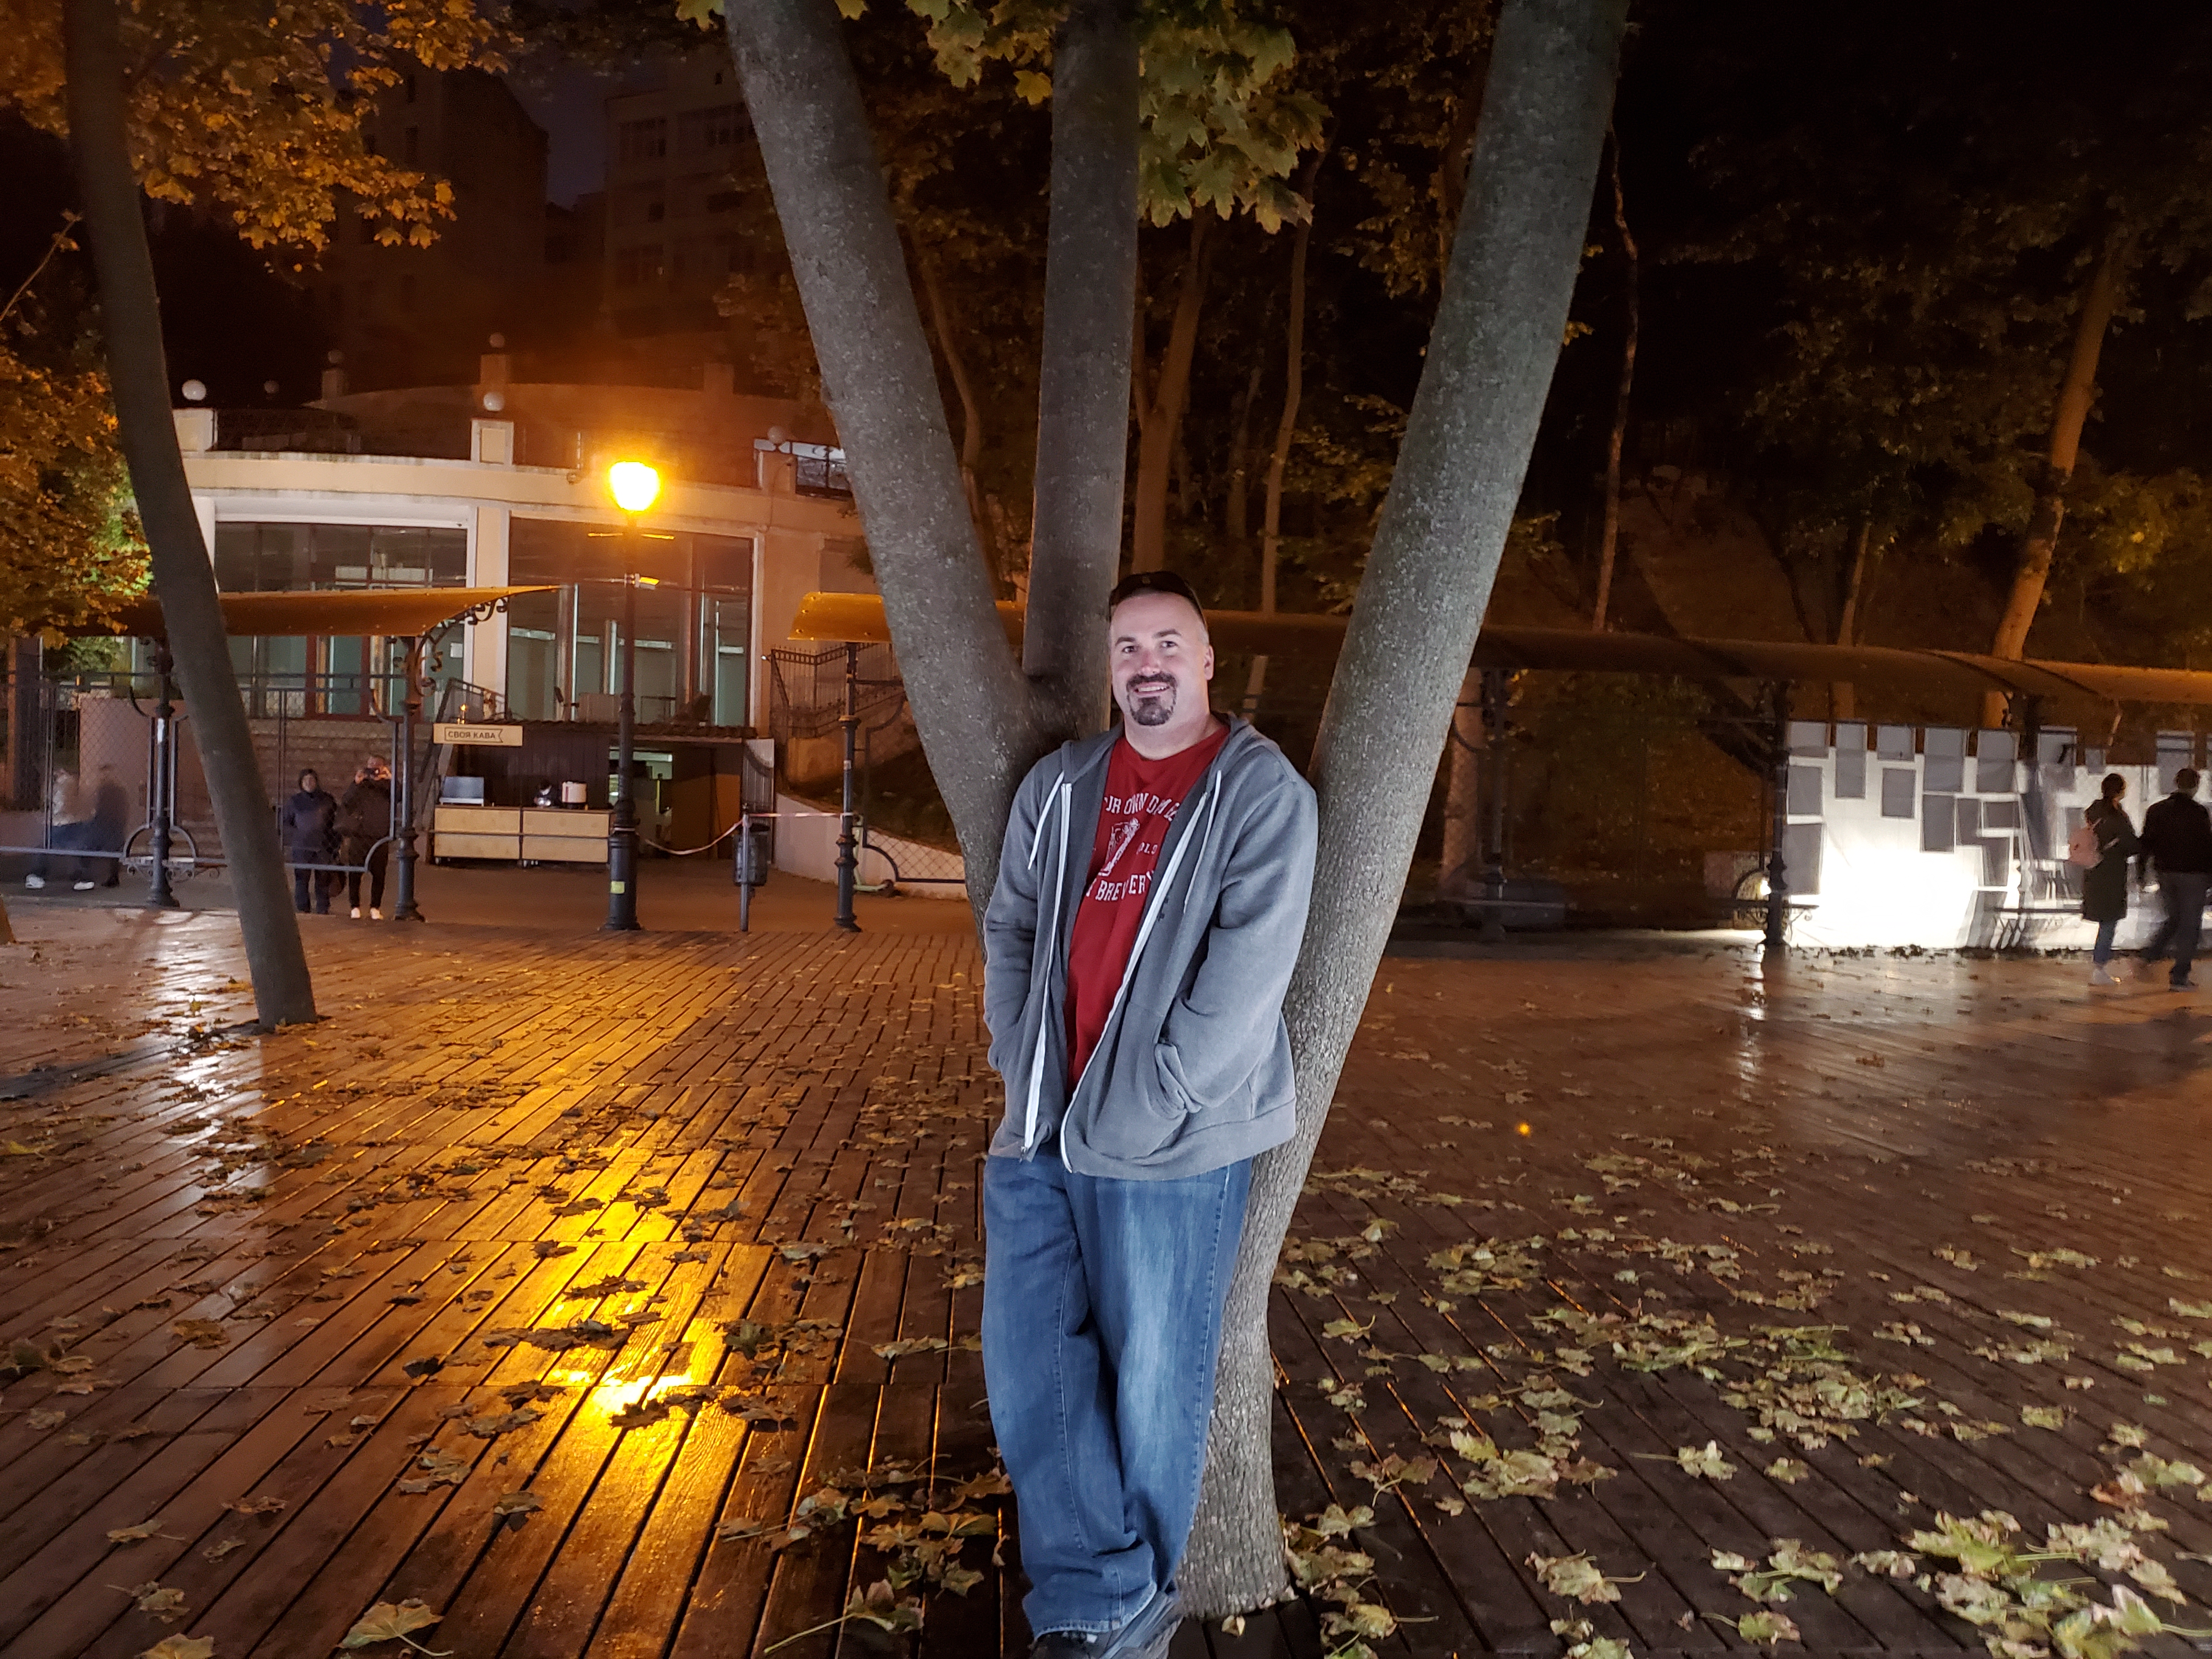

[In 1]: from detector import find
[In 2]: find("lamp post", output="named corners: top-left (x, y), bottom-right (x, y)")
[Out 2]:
top-left (605, 460), bottom-right (661, 933)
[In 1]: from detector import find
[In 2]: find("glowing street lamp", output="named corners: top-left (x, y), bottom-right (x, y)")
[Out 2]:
top-left (608, 460), bottom-right (661, 515)
top-left (603, 459), bottom-right (662, 932)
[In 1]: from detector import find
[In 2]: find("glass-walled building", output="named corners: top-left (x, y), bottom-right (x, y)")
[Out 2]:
top-left (503, 517), bottom-right (753, 726)
top-left (174, 399), bottom-right (866, 737)
top-left (211, 522), bottom-right (469, 715)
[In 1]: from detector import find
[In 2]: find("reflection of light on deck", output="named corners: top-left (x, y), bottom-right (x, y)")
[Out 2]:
top-left (580, 1337), bottom-right (697, 1403)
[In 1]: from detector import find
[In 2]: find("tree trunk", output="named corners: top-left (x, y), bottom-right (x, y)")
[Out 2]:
top-left (1589, 129), bottom-right (1636, 632)
top-left (912, 237), bottom-right (998, 584)
top-left (1024, 0), bottom-right (1141, 736)
top-left (1436, 664), bottom-right (1487, 898)
top-left (1130, 208), bottom-right (1214, 573)
top-left (725, 0), bottom-right (1039, 923)
top-left (1830, 515), bottom-right (1875, 720)
top-left (1181, 0), bottom-right (1629, 1615)
top-left (1224, 354), bottom-right (1263, 555)
top-left (1243, 170), bottom-right (1317, 708)
top-left (62, 0), bottom-right (316, 1029)
top-left (1982, 234), bottom-right (2126, 726)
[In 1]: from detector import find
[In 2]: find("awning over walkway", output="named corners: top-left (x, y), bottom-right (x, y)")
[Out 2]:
top-left (76, 585), bottom-right (556, 640)
top-left (788, 591), bottom-right (2212, 712)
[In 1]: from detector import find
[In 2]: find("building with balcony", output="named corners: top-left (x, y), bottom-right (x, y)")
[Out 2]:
top-left (165, 364), bottom-right (871, 853)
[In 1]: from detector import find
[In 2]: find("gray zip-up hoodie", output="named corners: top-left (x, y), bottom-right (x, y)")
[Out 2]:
top-left (982, 717), bottom-right (1318, 1180)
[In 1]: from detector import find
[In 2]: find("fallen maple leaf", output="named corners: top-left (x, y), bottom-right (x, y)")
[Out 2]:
top-left (339, 1600), bottom-right (449, 1653)
top-left (138, 1638), bottom-right (216, 1659)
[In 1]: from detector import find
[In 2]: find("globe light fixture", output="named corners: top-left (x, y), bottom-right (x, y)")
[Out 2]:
top-left (607, 460), bottom-right (661, 515)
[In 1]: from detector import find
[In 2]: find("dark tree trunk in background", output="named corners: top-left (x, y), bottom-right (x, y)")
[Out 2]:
top-left (63, 0), bottom-right (315, 1028)
top-left (1831, 515), bottom-right (1876, 719)
top-left (1590, 130), bottom-right (1636, 632)
top-left (1024, 0), bottom-right (1141, 735)
top-left (1131, 208), bottom-right (1214, 573)
top-left (1243, 158), bottom-right (1319, 707)
top-left (913, 238), bottom-right (999, 584)
top-left (1181, 0), bottom-right (1630, 1611)
top-left (726, 0), bottom-right (1038, 923)
top-left (1984, 234), bottom-right (2125, 725)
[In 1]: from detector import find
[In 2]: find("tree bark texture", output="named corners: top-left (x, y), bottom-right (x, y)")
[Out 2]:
top-left (1590, 131), bottom-right (1636, 633)
top-left (725, 0), bottom-right (1037, 922)
top-left (62, 0), bottom-right (317, 1029)
top-left (1242, 180), bottom-right (1314, 708)
top-left (1983, 235), bottom-right (2125, 725)
top-left (1130, 208), bottom-right (1214, 574)
top-left (1024, 0), bottom-right (1141, 737)
top-left (1180, 0), bottom-right (1630, 1614)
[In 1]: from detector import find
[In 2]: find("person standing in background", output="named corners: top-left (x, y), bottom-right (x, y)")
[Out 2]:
top-left (281, 769), bottom-right (340, 915)
top-left (2081, 771), bottom-right (2138, 986)
top-left (339, 757), bottom-right (393, 920)
top-left (2136, 767), bottom-right (2212, 989)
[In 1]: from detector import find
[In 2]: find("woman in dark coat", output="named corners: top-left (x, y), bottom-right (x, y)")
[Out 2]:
top-left (338, 759), bottom-right (393, 920)
top-left (2084, 771), bottom-right (2139, 986)
top-left (280, 768), bottom-right (340, 915)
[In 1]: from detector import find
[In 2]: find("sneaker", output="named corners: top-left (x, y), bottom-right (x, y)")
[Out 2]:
top-left (2174, 977), bottom-right (2197, 991)
top-left (23, 874), bottom-right (42, 889)
top-left (2090, 965), bottom-right (2119, 986)
top-left (1101, 1589), bottom-right (1180, 1659)
top-left (1032, 1637), bottom-right (1102, 1658)
top-left (370, 907), bottom-right (383, 921)
top-left (350, 907), bottom-right (362, 919)
top-left (72, 881), bottom-right (94, 891)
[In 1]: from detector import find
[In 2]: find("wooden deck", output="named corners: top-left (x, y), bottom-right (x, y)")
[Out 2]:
top-left (4, 900), bottom-right (2212, 1657)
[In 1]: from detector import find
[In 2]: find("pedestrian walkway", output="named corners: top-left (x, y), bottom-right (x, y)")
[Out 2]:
top-left (0, 902), bottom-right (2209, 1658)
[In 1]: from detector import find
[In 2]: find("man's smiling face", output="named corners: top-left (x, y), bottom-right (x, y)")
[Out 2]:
top-left (1109, 590), bottom-right (1215, 742)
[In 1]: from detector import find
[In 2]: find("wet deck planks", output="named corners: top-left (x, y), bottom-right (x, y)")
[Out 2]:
top-left (3, 909), bottom-right (2212, 1655)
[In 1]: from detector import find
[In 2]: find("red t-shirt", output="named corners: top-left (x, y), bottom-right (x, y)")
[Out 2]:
top-left (1065, 721), bottom-right (1230, 1085)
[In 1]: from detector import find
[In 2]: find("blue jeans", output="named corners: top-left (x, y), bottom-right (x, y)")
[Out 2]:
top-left (982, 1150), bottom-right (1251, 1639)
top-left (2094, 917), bottom-right (2120, 964)
top-left (2143, 872), bottom-right (2208, 984)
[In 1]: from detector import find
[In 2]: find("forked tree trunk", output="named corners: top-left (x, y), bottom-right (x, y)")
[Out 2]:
top-left (1244, 162), bottom-right (1318, 708)
top-left (1982, 235), bottom-right (2126, 726)
top-left (729, 0), bottom-right (1627, 1611)
top-left (1023, 0), bottom-right (1141, 733)
top-left (1181, 0), bottom-right (1630, 1613)
top-left (1589, 130), bottom-right (1636, 633)
top-left (62, 0), bottom-right (316, 1028)
top-left (1130, 208), bottom-right (1214, 572)
top-left (726, 0), bottom-right (1040, 923)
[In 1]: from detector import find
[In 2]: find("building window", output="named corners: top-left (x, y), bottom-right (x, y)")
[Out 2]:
top-left (403, 72), bottom-right (417, 104)
top-left (646, 200), bottom-right (665, 223)
top-left (618, 117), bottom-right (668, 163)
top-left (403, 126), bottom-right (419, 163)
top-left (706, 188), bottom-right (742, 213)
top-left (678, 104), bottom-right (744, 154)
top-left (614, 244), bottom-right (665, 289)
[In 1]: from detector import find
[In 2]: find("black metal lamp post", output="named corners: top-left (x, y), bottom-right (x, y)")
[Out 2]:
top-left (604, 461), bottom-right (662, 933)
top-left (833, 640), bottom-right (861, 933)
top-left (390, 634), bottom-right (428, 922)
top-left (145, 642), bottom-right (179, 909)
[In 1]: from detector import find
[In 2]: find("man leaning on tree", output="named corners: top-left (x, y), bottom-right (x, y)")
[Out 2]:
top-left (981, 570), bottom-right (1320, 1658)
